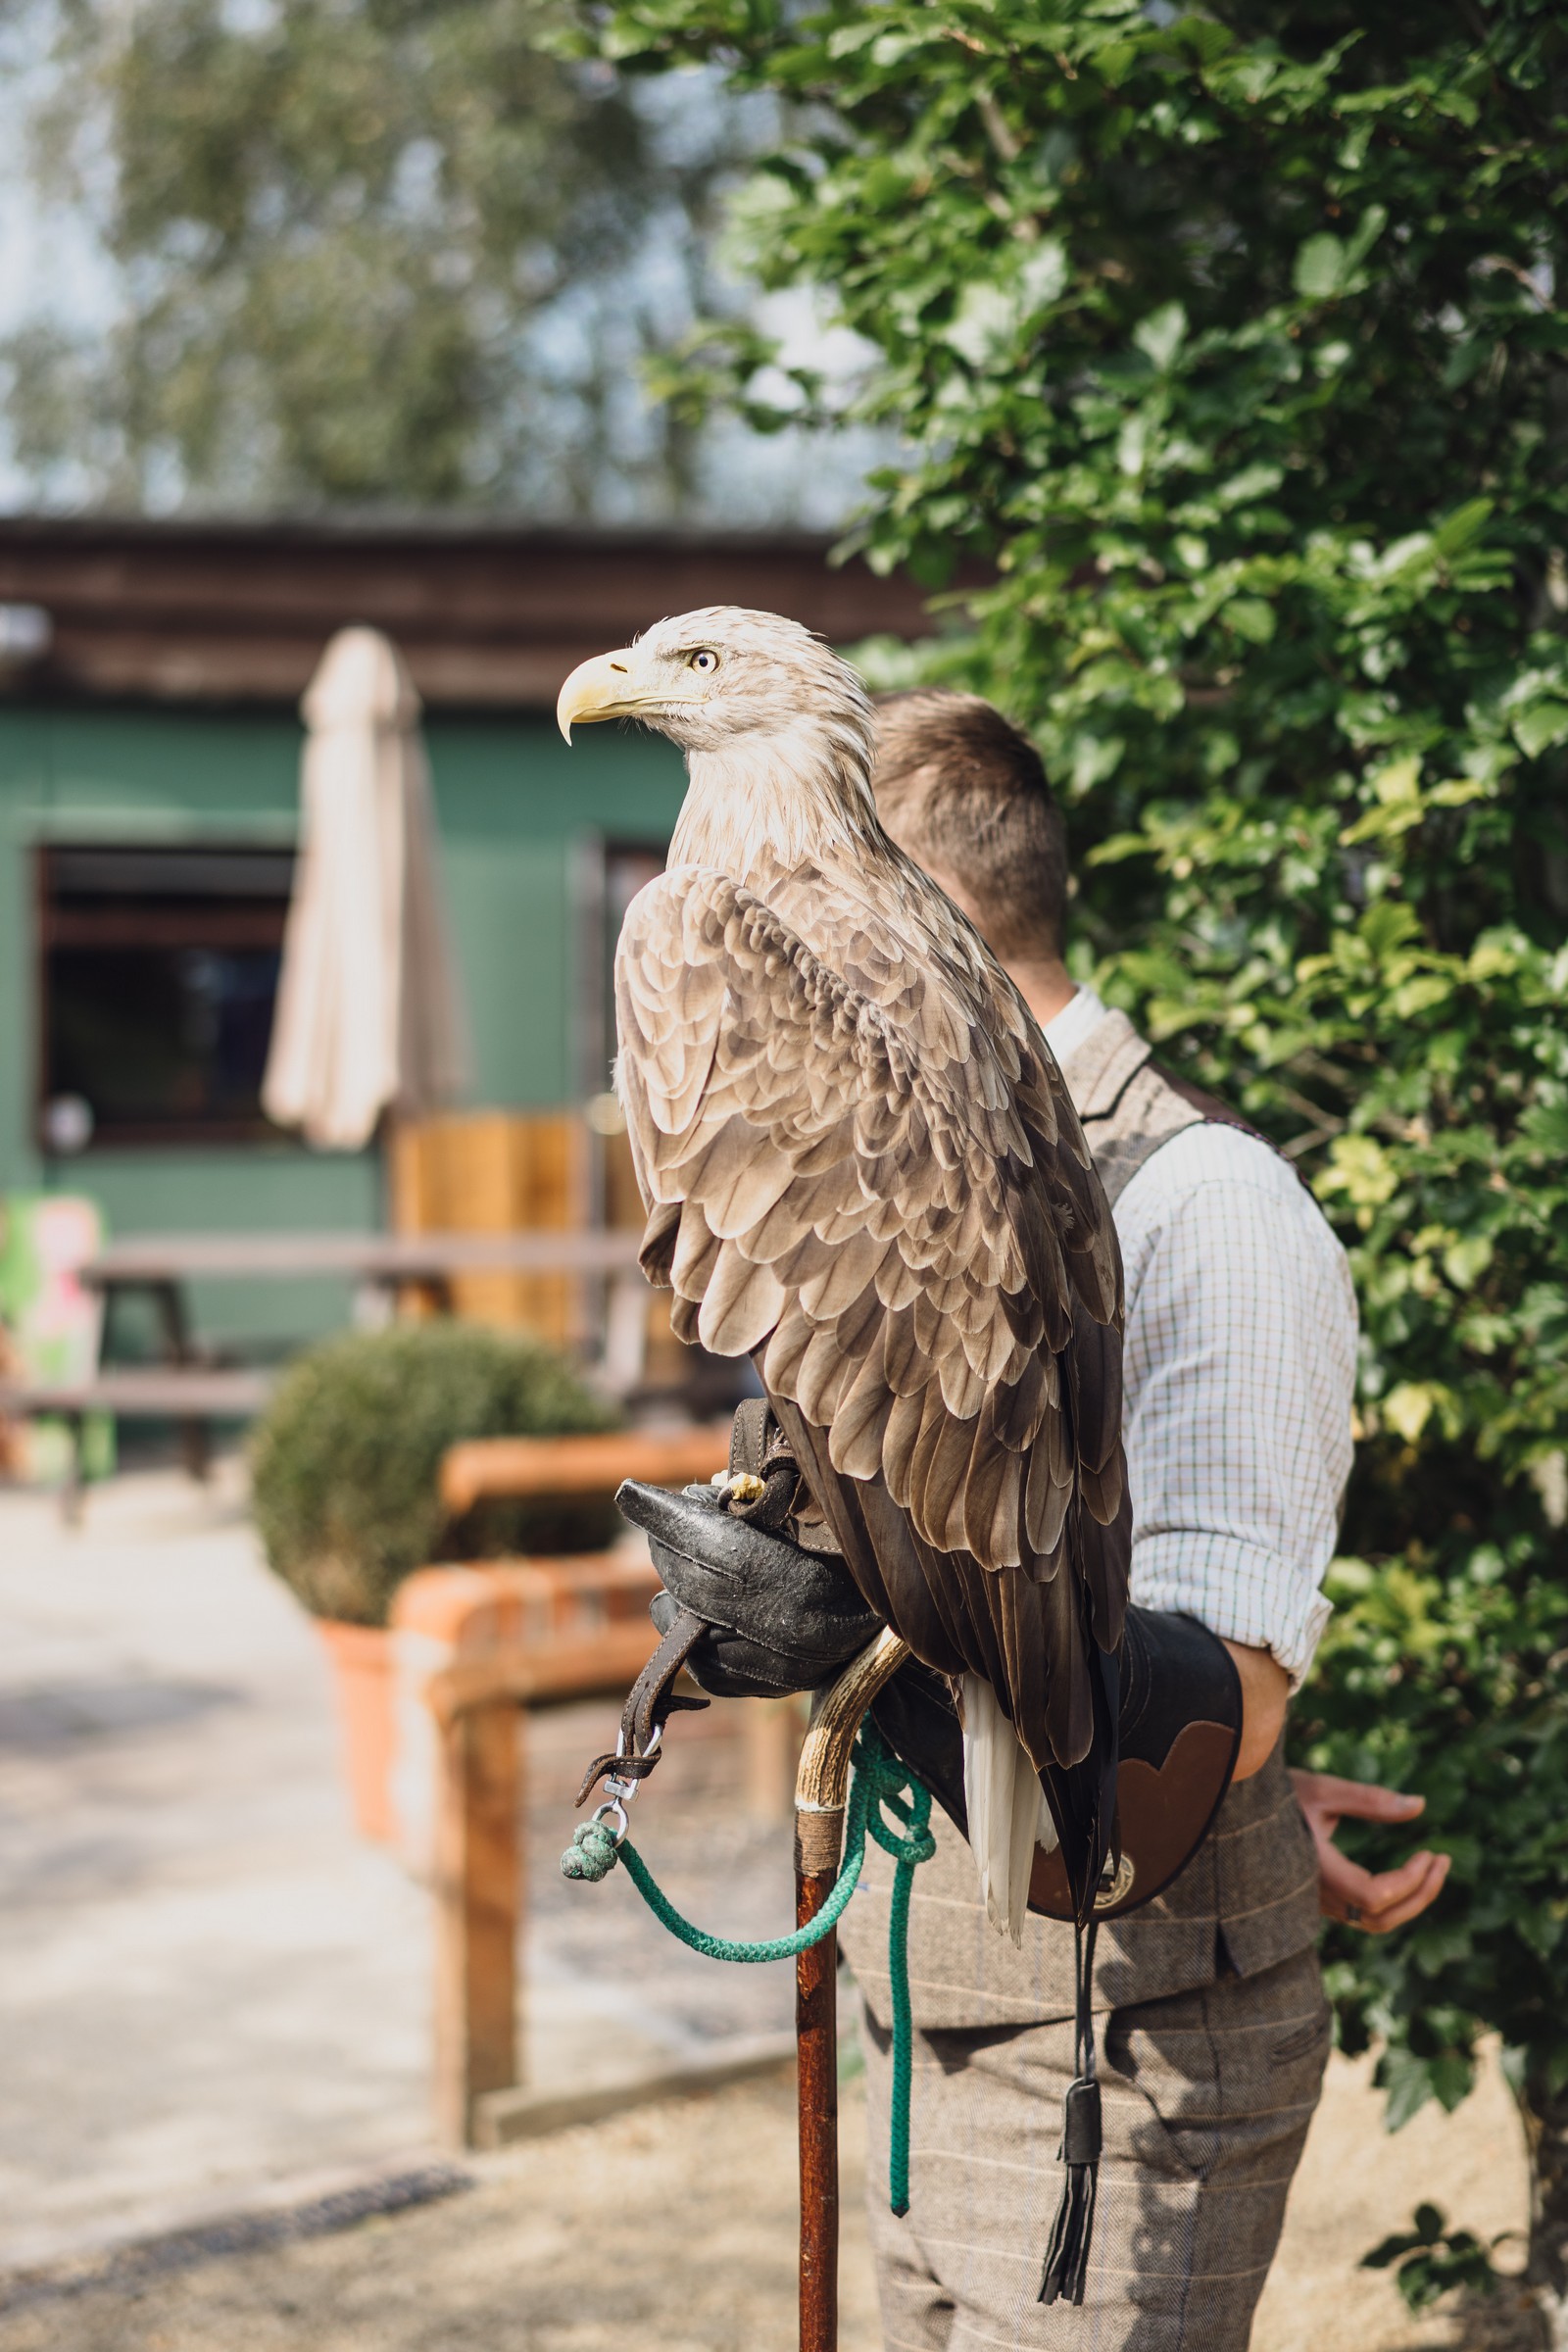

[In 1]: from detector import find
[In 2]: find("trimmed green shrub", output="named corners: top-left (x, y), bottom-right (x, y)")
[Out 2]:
top-left (250, 1320), bottom-right (621, 1626)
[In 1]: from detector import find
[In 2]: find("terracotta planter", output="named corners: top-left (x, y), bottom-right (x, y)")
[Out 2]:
top-left (317, 1619), bottom-right (397, 1843)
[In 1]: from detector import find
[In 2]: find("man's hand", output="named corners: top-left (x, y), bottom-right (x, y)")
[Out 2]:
top-left (1289, 1770), bottom-right (1451, 1933)
top-left (1220, 1641), bottom-right (1290, 1779)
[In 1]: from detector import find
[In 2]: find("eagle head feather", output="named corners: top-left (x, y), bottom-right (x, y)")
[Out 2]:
top-left (559, 606), bottom-right (878, 875)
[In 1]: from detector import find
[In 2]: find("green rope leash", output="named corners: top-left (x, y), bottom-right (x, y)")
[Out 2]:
top-left (561, 1718), bottom-right (935, 2213)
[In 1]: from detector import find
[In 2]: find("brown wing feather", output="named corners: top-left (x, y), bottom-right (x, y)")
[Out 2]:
top-left (615, 861), bottom-right (1127, 1782)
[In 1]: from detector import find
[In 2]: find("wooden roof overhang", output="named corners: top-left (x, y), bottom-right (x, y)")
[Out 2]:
top-left (0, 514), bottom-right (940, 711)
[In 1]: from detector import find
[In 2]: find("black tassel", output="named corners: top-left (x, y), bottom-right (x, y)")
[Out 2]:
top-left (1040, 1920), bottom-right (1102, 2307)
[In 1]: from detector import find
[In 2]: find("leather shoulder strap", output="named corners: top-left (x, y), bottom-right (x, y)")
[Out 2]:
top-left (1055, 1006), bottom-right (1308, 1204)
top-left (1056, 1009), bottom-right (1201, 1206)
top-left (1149, 1061), bottom-right (1312, 1193)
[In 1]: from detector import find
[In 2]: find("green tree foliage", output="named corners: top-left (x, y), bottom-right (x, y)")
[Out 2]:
top-left (3, 0), bottom-right (758, 510)
top-left (589, 0), bottom-right (1568, 2307)
top-left (251, 1321), bottom-right (619, 1625)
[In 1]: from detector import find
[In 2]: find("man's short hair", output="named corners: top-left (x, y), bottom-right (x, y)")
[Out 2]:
top-left (871, 689), bottom-right (1069, 958)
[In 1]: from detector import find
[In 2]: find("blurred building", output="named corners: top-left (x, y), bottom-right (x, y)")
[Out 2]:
top-left (0, 515), bottom-right (933, 1348)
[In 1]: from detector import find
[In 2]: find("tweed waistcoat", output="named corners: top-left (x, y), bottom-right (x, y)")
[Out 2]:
top-left (837, 1005), bottom-right (1322, 2029)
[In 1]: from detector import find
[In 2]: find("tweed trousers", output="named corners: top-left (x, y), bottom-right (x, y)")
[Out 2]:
top-left (842, 1745), bottom-right (1328, 2348)
top-left (859, 1943), bottom-right (1330, 2352)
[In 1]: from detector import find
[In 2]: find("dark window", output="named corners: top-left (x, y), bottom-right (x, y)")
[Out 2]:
top-left (38, 846), bottom-right (295, 1149)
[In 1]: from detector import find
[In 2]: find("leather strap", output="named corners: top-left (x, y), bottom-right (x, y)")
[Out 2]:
top-left (729, 1396), bottom-right (770, 1479)
top-left (727, 1396), bottom-right (804, 1531)
top-left (1150, 1060), bottom-right (1314, 1195)
top-left (573, 1603), bottom-right (710, 1807)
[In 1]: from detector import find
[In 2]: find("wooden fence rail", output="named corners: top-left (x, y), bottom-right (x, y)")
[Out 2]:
top-left (397, 1424), bottom-right (736, 2145)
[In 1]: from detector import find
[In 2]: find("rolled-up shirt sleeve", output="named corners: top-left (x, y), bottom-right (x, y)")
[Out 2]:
top-left (1112, 1123), bottom-right (1358, 1687)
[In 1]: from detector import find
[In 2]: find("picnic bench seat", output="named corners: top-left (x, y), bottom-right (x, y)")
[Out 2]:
top-left (0, 1367), bottom-right (274, 1417)
top-left (0, 1365), bottom-right (276, 1510)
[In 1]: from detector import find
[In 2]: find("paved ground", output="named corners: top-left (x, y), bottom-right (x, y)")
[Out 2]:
top-left (0, 1463), bottom-right (434, 2267)
top-left (0, 1461), bottom-right (1538, 2347)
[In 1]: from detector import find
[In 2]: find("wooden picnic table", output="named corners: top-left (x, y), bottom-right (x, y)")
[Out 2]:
top-left (80, 1228), bottom-right (648, 1383)
top-left (82, 1229), bottom-right (644, 1287)
top-left (4, 1230), bottom-right (650, 1508)
top-left (0, 1364), bottom-right (281, 1516)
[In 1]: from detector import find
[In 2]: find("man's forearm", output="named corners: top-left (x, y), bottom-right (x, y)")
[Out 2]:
top-left (1221, 1641), bottom-right (1290, 1780)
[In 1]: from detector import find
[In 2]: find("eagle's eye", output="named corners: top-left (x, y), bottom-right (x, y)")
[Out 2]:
top-left (689, 649), bottom-right (718, 674)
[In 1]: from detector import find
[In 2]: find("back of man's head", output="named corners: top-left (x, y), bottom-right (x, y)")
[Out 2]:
top-left (871, 689), bottom-right (1069, 960)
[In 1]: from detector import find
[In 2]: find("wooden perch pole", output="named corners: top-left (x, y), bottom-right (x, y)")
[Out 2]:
top-left (793, 1628), bottom-right (909, 2352)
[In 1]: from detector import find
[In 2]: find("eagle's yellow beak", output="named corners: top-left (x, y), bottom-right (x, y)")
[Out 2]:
top-left (557, 649), bottom-right (641, 744)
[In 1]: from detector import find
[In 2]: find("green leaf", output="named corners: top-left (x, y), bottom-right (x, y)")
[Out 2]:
top-left (1318, 1135), bottom-right (1399, 1210)
top-left (1370, 755), bottom-right (1422, 805)
top-left (1295, 233), bottom-right (1346, 300)
top-left (1343, 201), bottom-right (1390, 272)
top-left (1341, 802), bottom-right (1422, 844)
top-left (1511, 699), bottom-right (1568, 760)
top-left (941, 282), bottom-right (1020, 368)
top-left (1433, 498), bottom-right (1494, 558)
top-left (1215, 462), bottom-right (1284, 509)
top-left (1384, 1385), bottom-right (1437, 1444)
top-left (1225, 596), bottom-right (1276, 644)
top-left (1341, 754), bottom-right (1426, 841)
top-left (1020, 239), bottom-right (1069, 310)
top-left (1133, 301), bottom-right (1188, 371)
top-left (825, 21), bottom-right (883, 56)
top-left (1382, 2049), bottom-right (1438, 2133)
top-left (1084, 830), bottom-right (1155, 866)
top-left (1443, 1236), bottom-right (1494, 1291)
top-left (1117, 413), bottom-right (1149, 477)
top-left (1388, 972), bottom-right (1452, 1017)
top-left (1429, 2051), bottom-right (1475, 2113)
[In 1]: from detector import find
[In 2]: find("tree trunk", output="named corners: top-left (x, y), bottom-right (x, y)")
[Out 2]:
top-left (1519, 2073), bottom-right (1568, 2348)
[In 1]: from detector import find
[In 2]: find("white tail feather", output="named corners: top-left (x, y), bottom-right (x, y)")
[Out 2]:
top-left (961, 1675), bottom-right (1057, 1942)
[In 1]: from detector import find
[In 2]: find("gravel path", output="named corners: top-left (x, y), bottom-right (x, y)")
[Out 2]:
top-left (0, 2051), bottom-right (1538, 2352)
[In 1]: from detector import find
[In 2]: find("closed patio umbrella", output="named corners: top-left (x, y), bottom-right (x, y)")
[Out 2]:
top-left (264, 626), bottom-right (469, 1151)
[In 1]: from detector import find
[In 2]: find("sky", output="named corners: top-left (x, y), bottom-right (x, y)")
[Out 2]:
top-left (0, 31), bottom-right (889, 527)
top-left (0, 17), bottom-right (118, 509)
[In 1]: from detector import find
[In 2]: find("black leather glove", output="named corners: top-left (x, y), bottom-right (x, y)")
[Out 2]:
top-left (615, 1466), bottom-right (972, 1835)
top-left (621, 1477), bottom-right (879, 1698)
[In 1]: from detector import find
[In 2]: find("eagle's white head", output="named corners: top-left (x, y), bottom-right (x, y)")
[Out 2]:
top-left (557, 606), bottom-right (878, 873)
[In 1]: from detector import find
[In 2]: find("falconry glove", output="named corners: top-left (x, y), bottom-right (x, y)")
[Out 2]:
top-left (627, 1398), bottom-right (882, 1700)
top-left (618, 1400), bottom-right (1244, 1922)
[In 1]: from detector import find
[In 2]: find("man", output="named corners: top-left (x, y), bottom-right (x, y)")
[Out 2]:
top-left (833, 688), bottom-right (1449, 2349)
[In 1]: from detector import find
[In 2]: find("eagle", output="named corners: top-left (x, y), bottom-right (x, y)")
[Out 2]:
top-left (558, 607), bottom-right (1130, 1930)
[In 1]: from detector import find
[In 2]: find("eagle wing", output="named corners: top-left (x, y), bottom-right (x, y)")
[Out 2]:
top-left (615, 863), bottom-right (1129, 1791)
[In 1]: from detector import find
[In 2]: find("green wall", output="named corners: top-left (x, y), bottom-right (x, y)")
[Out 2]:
top-left (0, 701), bottom-right (686, 1348)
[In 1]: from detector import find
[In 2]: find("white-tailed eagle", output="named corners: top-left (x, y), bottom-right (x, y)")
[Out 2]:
top-left (558, 607), bottom-right (1129, 1926)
